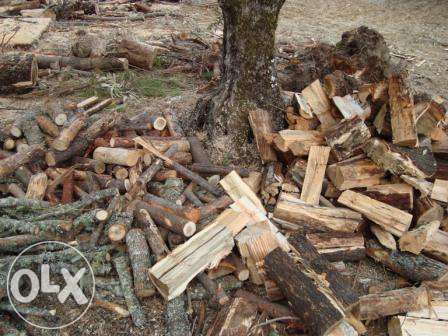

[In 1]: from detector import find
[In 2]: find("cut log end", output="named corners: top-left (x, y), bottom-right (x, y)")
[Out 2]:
top-left (108, 223), bottom-right (126, 242)
top-left (95, 210), bottom-right (109, 222)
top-left (183, 221), bottom-right (197, 237)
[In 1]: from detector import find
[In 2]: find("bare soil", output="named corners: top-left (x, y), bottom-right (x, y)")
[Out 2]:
top-left (3, 0), bottom-right (448, 335)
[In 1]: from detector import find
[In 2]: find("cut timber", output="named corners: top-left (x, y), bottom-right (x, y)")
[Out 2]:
top-left (388, 316), bottom-right (448, 336)
top-left (364, 138), bottom-right (437, 179)
top-left (332, 95), bottom-right (366, 120)
top-left (408, 301), bottom-right (448, 321)
top-left (36, 55), bottom-right (128, 71)
top-left (301, 79), bottom-right (337, 129)
top-left (135, 201), bottom-right (196, 238)
top-left (370, 225), bottom-right (397, 250)
top-left (235, 289), bottom-right (293, 318)
top-left (265, 247), bottom-right (347, 336)
top-left (323, 70), bottom-right (360, 99)
top-left (356, 287), bottom-right (429, 320)
top-left (118, 38), bottom-right (158, 70)
top-left (206, 297), bottom-right (257, 336)
top-left (235, 221), bottom-right (280, 285)
top-left (389, 71), bottom-right (418, 147)
top-left (148, 209), bottom-right (250, 300)
top-left (0, 145), bottom-right (44, 179)
top-left (93, 147), bottom-right (141, 167)
top-left (363, 183), bottom-right (413, 211)
top-left (366, 239), bottom-right (448, 282)
top-left (52, 116), bottom-right (86, 151)
top-left (0, 18), bottom-right (51, 47)
top-left (25, 173), bottom-right (48, 200)
top-left (220, 171), bottom-right (265, 214)
top-left (35, 115), bottom-right (59, 137)
top-left (248, 109), bottom-right (277, 163)
top-left (135, 208), bottom-right (169, 261)
top-left (300, 146), bottom-right (331, 205)
top-left (424, 230), bottom-right (448, 264)
top-left (208, 253), bottom-right (249, 282)
top-left (399, 220), bottom-right (440, 254)
top-left (149, 115), bottom-right (167, 131)
top-left (306, 232), bottom-right (365, 262)
top-left (415, 197), bottom-right (444, 226)
top-left (289, 233), bottom-right (359, 310)
top-left (274, 192), bottom-right (362, 233)
top-left (273, 130), bottom-right (324, 156)
top-left (327, 157), bottom-right (383, 191)
top-left (324, 117), bottom-right (371, 161)
top-left (431, 179), bottom-right (448, 203)
top-left (0, 53), bottom-right (38, 92)
top-left (401, 175), bottom-right (433, 198)
top-left (338, 190), bottom-right (412, 237)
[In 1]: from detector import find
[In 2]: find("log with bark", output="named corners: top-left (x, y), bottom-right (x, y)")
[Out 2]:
top-left (0, 53), bottom-right (38, 93)
top-left (36, 55), bottom-right (128, 71)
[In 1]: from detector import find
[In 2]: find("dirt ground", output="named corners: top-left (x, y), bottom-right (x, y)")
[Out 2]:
top-left (2, 0), bottom-right (448, 335)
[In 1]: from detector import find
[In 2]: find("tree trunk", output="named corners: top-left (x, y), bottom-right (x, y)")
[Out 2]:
top-left (194, 0), bottom-right (285, 158)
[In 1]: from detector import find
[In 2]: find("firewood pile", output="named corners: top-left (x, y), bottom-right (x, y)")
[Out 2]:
top-left (0, 17), bottom-right (448, 336)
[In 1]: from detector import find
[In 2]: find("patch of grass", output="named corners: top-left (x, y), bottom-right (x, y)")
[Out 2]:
top-left (134, 76), bottom-right (182, 98)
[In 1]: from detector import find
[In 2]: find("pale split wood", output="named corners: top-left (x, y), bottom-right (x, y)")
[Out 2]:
top-left (300, 146), bottom-right (331, 205)
top-left (399, 220), bottom-right (440, 254)
top-left (388, 316), bottom-right (448, 336)
top-left (273, 130), bottom-right (324, 156)
top-left (370, 224), bottom-right (397, 250)
top-left (431, 179), bottom-right (448, 203)
top-left (248, 109), bottom-right (277, 163)
top-left (338, 190), bottom-right (412, 237)
top-left (301, 79), bottom-right (337, 129)
top-left (25, 172), bottom-right (48, 200)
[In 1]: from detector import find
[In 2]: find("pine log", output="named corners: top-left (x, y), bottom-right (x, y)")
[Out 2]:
top-left (306, 232), bottom-right (365, 262)
top-left (324, 117), bottom-right (371, 161)
top-left (36, 55), bottom-right (128, 71)
top-left (0, 145), bottom-right (44, 178)
top-left (248, 109), bottom-right (277, 163)
top-left (363, 183), bottom-right (413, 211)
top-left (389, 71), bottom-right (418, 147)
top-left (142, 193), bottom-right (200, 223)
top-left (206, 297), bottom-right (257, 336)
top-left (366, 239), bottom-right (448, 282)
top-left (165, 294), bottom-right (190, 336)
top-left (355, 287), bottom-right (428, 320)
top-left (265, 247), bottom-right (347, 336)
top-left (388, 316), bottom-right (448, 336)
top-left (148, 208), bottom-right (250, 300)
top-left (273, 129), bottom-right (324, 156)
top-left (118, 38), bottom-right (158, 70)
top-left (189, 163), bottom-right (251, 177)
top-left (327, 157), bottom-right (383, 191)
top-left (52, 116), bottom-right (86, 151)
top-left (274, 192), bottom-right (362, 233)
top-left (338, 190), bottom-right (412, 236)
top-left (300, 146), bottom-right (331, 205)
top-left (126, 228), bottom-right (155, 299)
top-left (364, 138), bottom-right (437, 179)
top-left (135, 207), bottom-right (169, 261)
top-left (72, 157), bottom-right (106, 174)
top-left (93, 147), bottom-right (141, 167)
top-left (0, 53), bottom-right (38, 93)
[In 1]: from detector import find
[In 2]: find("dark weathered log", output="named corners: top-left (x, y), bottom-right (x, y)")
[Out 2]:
top-left (189, 163), bottom-right (251, 177)
top-left (188, 136), bottom-right (211, 165)
top-left (363, 183), bottom-right (413, 211)
top-left (0, 53), bottom-right (38, 93)
top-left (36, 55), bottom-right (128, 71)
top-left (364, 138), bottom-right (437, 179)
top-left (113, 255), bottom-right (147, 327)
top-left (265, 247), bottom-right (346, 336)
top-left (306, 232), bottom-right (365, 262)
top-left (366, 239), bottom-right (448, 281)
top-left (0, 145), bottom-right (44, 179)
top-left (142, 193), bottom-right (200, 223)
top-left (126, 228), bottom-right (155, 299)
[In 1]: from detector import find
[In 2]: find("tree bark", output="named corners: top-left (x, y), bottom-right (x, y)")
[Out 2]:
top-left (193, 0), bottom-right (285, 156)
